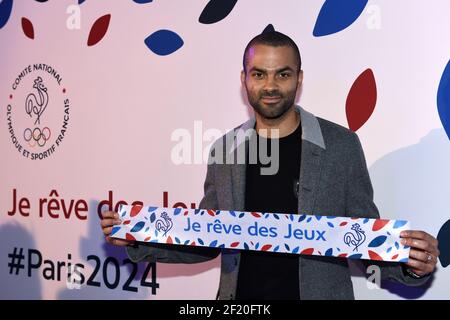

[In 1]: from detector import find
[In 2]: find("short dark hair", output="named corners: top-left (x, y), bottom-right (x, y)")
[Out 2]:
top-left (243, 31), bottom-right (302, 73)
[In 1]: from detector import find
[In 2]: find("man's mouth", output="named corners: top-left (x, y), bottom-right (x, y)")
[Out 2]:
top-left (260, 96), bottom-right (282, 104)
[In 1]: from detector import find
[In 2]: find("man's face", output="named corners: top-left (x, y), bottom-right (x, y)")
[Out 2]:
top-left (241, 44), bottom-right (303, 120)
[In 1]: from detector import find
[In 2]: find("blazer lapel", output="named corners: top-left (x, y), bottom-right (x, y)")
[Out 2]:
top-left (298, 141), bottom-right (324, 215)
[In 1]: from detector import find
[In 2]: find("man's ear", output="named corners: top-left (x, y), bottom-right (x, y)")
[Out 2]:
top-left (241, 70), bottom-right (246, 85)
top-left (297, 70), bottom-right (304, 86)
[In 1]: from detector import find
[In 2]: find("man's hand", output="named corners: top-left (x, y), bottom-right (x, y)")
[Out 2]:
top-left (401, 230), bottom-right (439, 277)
top-left (101, 211), bottom-right (134, 247)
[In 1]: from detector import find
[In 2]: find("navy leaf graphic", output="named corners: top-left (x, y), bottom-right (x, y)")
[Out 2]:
top-left (368, 235), bottom-right (387, 248)
top-left (325, 248), bottom-right (333, 256)
top-left (0, 0), bottom-right (13, 29)
top-left (144, 29), bottom-right (184, 56)
top-left (133, 0), bottom-right (153, 3)
top-left (199, 0), bottom-right (238, 24)
top-left (313, 0), bottom-right (368, 37)
top-left (348, 253), bottom-right (363, 260)
top-left (131, 221), bottom-right (145, 232)
top-left (262, 24), bottom-right (275, 34)
top-left (149, 212), bottom-right (156, 223)
top-left (438, 59), bottom-right (450, 140)
top-left (437, 219), bottom-right (450, 267)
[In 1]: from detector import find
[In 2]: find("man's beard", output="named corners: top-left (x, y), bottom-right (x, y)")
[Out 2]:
top-left (247, 88), bottom-right (297, 120)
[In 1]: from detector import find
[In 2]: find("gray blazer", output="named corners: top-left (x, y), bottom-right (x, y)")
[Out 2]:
top-left (127, 105), bottom-right (430, 300)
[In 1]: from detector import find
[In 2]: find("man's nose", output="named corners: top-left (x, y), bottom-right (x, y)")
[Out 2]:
top-left (263, 75), bottom-right (278, 91)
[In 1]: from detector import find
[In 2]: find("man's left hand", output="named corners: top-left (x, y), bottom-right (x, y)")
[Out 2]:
top-left (400, 230), bottom-right (439, 277)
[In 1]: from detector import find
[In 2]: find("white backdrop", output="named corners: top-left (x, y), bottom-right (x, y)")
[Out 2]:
top-left (1, 0), bottom-right (449, 299)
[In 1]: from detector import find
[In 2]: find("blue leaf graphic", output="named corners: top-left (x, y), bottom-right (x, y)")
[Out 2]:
top-left (313, 0), bottom-right (368, 37)
top-left (243, 242), bottom-right (249, 250)
top-left (184, 240), bottom-right (190, 245)
top-left (273, 214), bottom-right (279, 220)
top-left (325, 248), bottom-right (333, 256)
top-left (110, 226), bottom-right (121, 236)
top-left (209, 240), bottom-right (218, 247)
top-left (316, 216), bottom-right (323, 221)
top-left (173, 208), bottom-right (182, 215)
top-left (133, 0), bottom-right (152, 3)
top-left (150, 212), bottom-right (156, 223)
top-left (292, 247), bottom-right (300, 254)
top-left (175, 237), bottom-right (180, 244)
top-left (393, 220), bottom-right (407, 229)
top-left (437, 60), bottom-right (450, 140)
top-left (239, 212), bottom-right (245, 218)
top-left (327, 222), bottom-right (334, 228)
top-left (274, 245), bottom-right (279, 252)
top-left (131, 221), bottom-right (145, 233)
top-left (368, 235), bottom-right (387, 247)
top-left (348, 253), bottom-right (363, 260)
top-left (229, 211), bottom-right (236, 217)
top-left (198, 0), bottom-right (237, 24)
top-left (197, 238), bottom-right (204, 245)
top-left (284, 244), bottom-right (290, 251)
top-left (147, 206), bottom-right (157, 212)
top-left (298, 215), bottom-right (306, 222)
top-left (144, 29), bottom-right (184, 56)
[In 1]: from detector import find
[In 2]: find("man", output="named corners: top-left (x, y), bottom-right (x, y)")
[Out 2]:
top-left (101, 31), bottom-right (439, 299)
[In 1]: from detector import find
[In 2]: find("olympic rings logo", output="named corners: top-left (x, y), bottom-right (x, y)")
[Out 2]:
top-left (23, 127), bottom-right (51, 147)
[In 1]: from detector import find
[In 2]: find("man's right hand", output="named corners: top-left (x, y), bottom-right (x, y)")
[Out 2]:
top-left (101, 211), bottom-right (135, 247)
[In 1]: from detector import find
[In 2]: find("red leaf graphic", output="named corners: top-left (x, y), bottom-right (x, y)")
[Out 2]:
top-left (339, 221), bottom-right (348, 227)
top-left (346, 68), bottom-right (377, 132)
top-left (391, 254), bottom-right (399, 260)
top-left (372, 219), bottom-right (389, 231)
top-left (207, 210), bottom-right (215, 216)
top-left (368, 250), bottom-right (383, 261)
top-left (21, 17), bottom-right (34, 39)
top-left (123, 220), bottom-right (131, 225)
top-left (230, 242), bottom-right (240, 248)
top-left (130, 205), bottom-right (143, 217)
top-left (261, 244), bottom-right (272, 251)
top-left (338, 253), bottom-right (348, 258)
top-left (301, 248), bottom-right (314, 255)
top-left (184, 210), bottom-right (189, 216)
top-left (166, 236), bottom-right (173, 244)
top-left (191, 241), bottom-right (196, 246)
top-left (87, 14), bottom-right (111, 46)
top-left (144, 236), bottom-right (151, 242)
top-left (251, 212), bottom-right (261, 218)
top-left (125, 233), bottom-right (136, 241)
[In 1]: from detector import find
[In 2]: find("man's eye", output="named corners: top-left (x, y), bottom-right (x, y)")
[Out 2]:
top-left (252, 72), bottom-right (263, 78)
top-left (279, 73), bottom-right (291, 78)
